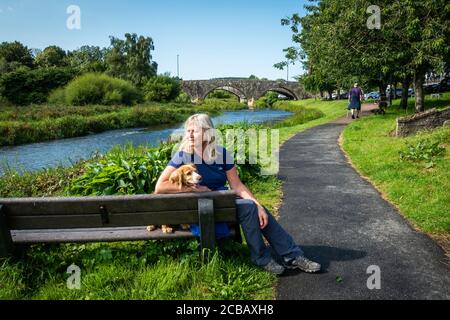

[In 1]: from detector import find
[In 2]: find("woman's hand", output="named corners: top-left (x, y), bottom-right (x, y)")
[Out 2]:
top-left (257, 205), bottom-right (269, 229)
top-left (188, 185), bottom-right (211, 193)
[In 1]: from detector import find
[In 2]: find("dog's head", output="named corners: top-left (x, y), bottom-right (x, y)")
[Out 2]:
top-left (169, 164), bottom-right (202, 188)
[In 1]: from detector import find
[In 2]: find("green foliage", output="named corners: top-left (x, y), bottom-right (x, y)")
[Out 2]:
top-left (175, 91), bottom-right (191, 103)
top-left (196, 98), bottom-right (246, 111)
top-left (65, 143), bottom-right (174, 196)
top-left (0, 239), bottom-right (274, 300)
top-left (0, 41), bottom-right (34, 73)
top-left (35, 46), bottom-right (67, 68)
top-left (255, 91), bottom-right (280, 109)
top-left (217, 122), bottom-right (265, 184)
top-left (279, 0), bottom-right (450, 110)
top-left (62, 73), bottom-right (142, 106)
top-left (399, 139), bottom-right (445, 168)
top-left (0, 67), bottom-right (76, 105)
top-left (143, 75), bottom-right (181, 102)
top-left (47, 87), bottom-right (66, 105)
top-left (106, 33), bottom-right (157, 86)
top-left (207, 89), bottom-right (234, 99)
top-left (65, 45), bottom-right (108, 73)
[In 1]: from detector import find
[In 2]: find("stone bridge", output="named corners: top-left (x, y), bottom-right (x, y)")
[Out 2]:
top-left (182, 79), bottom-right (306, 108)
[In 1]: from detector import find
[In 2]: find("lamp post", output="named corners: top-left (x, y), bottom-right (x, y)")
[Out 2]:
top-left (177, 54), bottom-right (180, 78)
top-left (287, 62), bottom-right (289, 82)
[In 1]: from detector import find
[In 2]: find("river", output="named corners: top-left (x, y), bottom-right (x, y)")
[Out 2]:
top-left (0, 109), bottom-right (292, 176)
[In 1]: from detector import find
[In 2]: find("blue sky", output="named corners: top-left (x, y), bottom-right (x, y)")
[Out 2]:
top-left (0, 0), bottom-right (307, 80)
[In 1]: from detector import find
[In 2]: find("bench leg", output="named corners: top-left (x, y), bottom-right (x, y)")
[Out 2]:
top-left (198, 198), bottom-right (215, 261)
top-left (0, 205), bottom-right (14, 258)
top-left (233, 224), bottom-right (243, 244)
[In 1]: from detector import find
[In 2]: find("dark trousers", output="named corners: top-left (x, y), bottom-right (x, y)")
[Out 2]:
top-left (236, 198), bottom-right (304, 266)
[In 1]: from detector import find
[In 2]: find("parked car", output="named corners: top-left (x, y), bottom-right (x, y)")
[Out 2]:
top-left (340, 92), bottom-right (349, 99)
top-left (408, 88), bottom-right (415, 97)
top-left (365, 91), bottom-right (380, 100)
top-left (438, 77), bottom-right (450, 92)
top-left (424, 83), bottom-right (440, 94)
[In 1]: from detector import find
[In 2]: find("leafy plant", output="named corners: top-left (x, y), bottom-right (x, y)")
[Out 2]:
top-left (65, 142), bottom-right (175, 196)
top-left (399, 139), bottom-right (445, 168)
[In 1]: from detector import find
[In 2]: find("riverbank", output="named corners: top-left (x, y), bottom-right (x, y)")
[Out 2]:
top-left (0, 99), bottom-right (246, 147)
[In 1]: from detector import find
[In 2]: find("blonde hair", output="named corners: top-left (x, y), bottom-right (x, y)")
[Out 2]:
top-left (178, 113), bottom-right (218, 163)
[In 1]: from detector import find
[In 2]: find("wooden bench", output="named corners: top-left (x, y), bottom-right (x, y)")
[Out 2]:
top-left (430, 93), bottom-right (442, 99)
top-left (0, 191), bottom-right (240, 259)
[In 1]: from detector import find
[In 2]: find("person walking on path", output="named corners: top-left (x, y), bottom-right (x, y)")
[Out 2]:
top-left (154, 113), bottom-right (321, 275)
top-left (348, 83), bottom-right (364, 119)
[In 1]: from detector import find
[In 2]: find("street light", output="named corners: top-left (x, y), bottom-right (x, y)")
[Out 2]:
top-left (287, 62), bottom-right (289, 82)
top-left (177, 54), bottom-right (180, 78)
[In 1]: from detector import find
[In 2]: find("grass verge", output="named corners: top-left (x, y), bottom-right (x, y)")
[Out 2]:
top-left (341, 94), bottom-right (450, 256)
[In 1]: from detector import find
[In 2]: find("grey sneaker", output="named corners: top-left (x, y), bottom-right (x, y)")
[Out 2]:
top-left (284, 256), bottom-right (321, 273)
top-left (263, 259), bottom-right (285, 275)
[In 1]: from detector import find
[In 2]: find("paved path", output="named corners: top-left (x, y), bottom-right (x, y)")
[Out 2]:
top-left (275, 105), bottom-right (450, 299)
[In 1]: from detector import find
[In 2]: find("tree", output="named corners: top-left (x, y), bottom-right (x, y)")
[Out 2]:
top-left (35, 46), bottom-right (67, 68)
top-left (278, 0), bottom-right (449, 112)
top-left (106, 33), bottom-right (158, 87)
top-left (65, 45), bottom-right (108, 72)
top-left (143, 74), bottom-right (181, 102)
top-left (0, 67), bottom-right (76, 105)
top-left (0, 41), bottom-right (34, 73)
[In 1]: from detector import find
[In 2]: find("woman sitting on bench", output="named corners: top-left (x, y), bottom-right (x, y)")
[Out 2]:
top-left (154, 113), bottom-right (320, 275)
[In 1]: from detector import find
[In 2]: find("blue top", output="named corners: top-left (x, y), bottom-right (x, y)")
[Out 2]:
top-left (168, 146), bottom-right (235, 239)
top-left (168, 146), bottom-right (235, 191)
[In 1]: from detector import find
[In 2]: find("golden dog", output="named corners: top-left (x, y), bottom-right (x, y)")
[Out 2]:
top-left (147, 164), bottom-right (202, 234)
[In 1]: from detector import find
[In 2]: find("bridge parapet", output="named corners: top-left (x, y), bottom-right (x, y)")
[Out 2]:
top-left (182, 79), bottom-right (306, 108)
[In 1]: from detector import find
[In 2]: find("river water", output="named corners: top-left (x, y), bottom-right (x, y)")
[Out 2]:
top-left (0, 109), bottom-right (292, 176)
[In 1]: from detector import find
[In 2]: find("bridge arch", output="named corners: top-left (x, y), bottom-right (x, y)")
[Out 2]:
top-left (202, 86), bottom-right (247, 101)
top-left (256, 87), bottom-right (298, 100)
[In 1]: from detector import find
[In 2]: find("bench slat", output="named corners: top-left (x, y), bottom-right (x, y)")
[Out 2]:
top-left (8, 207), bottom-right (237, 229)
top-left (1, 191), bottom-right (236, 216)
top-left (11, 227), bottom-right (237, 244)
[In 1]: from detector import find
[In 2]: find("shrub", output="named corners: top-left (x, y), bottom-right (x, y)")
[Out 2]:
top-left (255, 91), bottom-right (279, 109)
top-left (0, 67), bottom-right (76, 105)
top-left (47, 87), bottom-right (66, 105)
top-left (207, 89), bottom-right (234, 99)
top-left (175, 91), bottom-right (191, 103)
top-left (65, 143), bottom-right (175, 196)
top-left (143, 75), bottom-right (181, 102)
top-left (63, 73), bottom-right (142, 106)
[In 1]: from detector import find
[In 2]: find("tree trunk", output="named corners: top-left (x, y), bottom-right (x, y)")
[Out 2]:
top-left (327, 90), bottom-right (333, 100)
top-left (379, 83), bottom-right (386, 96)
top-left (337, 89), bottom-right (341, 100)
top-left (400, 77), bottom-right (411, 109)
top-left (414, 68), bottom-right (425, 113)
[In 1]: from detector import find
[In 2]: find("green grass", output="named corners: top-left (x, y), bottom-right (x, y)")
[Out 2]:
top-left (342, 93), bottom-right (450, 234)
top-left (0, 240), bottom-right (275, 300)
top-left (275, 99), bottom-right (348, 144)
